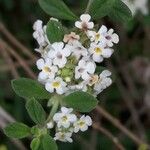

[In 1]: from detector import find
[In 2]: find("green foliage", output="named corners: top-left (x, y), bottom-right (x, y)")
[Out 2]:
top-left (108, 0), bottom-right (132, 23)
top-left (4, 122), bottom-right (31, 139)
top-left (12, 78), bottom-right (51, 99)
top-left (38, 0), bottom-right (78, 20)
top-left (42, 134), bottom-right (58, 150)
top-left (63, 91), bottom-right (98, 112)
top-left (31, 138), bottom-right (40, 150)
top-left (89, 0), bottom-right (115, 19)
top-left (89, 0), bottom-right (132, 23)
top-left (46, 20), bottom-right (64, 43)
top-left (26, 98), bottom-right (46, 125)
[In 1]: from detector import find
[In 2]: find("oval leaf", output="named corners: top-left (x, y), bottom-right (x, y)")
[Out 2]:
top-left (4, 122), bottom-right (30, 139)
top-left (42, 134), bottom-right (58, 150)
top-left (26, 98), bottom-right (46, 125)
top-left (38, 0), bottom-right (78, 20)
top-left (31, 138), bottom-right (40, 150)
top-left (46, 20), bottom-right (64, 43)
top-left (108, 0), bottom-right (132, 23)
top-left (63, 91), bottom-right (98, 112)
top-left (12, 78), bottom-right (51, 99)
top-left (89, 0), bottom-right (115, 19)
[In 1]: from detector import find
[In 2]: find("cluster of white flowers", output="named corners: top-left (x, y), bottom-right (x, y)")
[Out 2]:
top-left (47, 107), bottom-right (92, 143)
top-left (33, 14), bottom-right (119, 96)
top-left (122, 0), bottom-right (149, 16)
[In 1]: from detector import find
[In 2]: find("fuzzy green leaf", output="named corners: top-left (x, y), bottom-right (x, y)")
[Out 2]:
top-left (46, 20), bottom-right (64, 43)
top-left (63, 91), bottom-right (98, 112)
top-left (31, 138), bottom-right (40, 150)
top-left (108, 0), bottom-right (132, 22)
top-left (26, 98), bottom-right (46, 125)
top-left (12, 78), bottom-right (51, 99)
top-left (89, 0), bottom-right (115, 19)
top-left (4, 122), bottom-right (30, 139)
top-left (38, 0), bottom-right (78, 20)
top-left (42, 134), bottom-right (58, 150)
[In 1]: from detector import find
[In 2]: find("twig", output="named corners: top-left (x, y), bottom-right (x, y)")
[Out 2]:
top-left (0, 22), bottom-right (36, 61)
top-left (0, 60), bottom-right (35, 72)
top-left (0, 39), bottom-right (36, 79)
top-left (0, 42), bottom-right (19, 78)
top-left (85, 0), bottom-right (93, 13)
top-left (95, 106), bottom-right (149, 147)
top-left (92, 123), bottom-right (125, 150)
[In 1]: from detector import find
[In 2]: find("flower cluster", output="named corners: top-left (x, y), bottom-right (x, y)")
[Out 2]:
top-left (33, 14), bottom-right (119, 96)
top-left (47, 107), bottom-right (92, 142)
top-left (122, 0), bottom-right (149, 15)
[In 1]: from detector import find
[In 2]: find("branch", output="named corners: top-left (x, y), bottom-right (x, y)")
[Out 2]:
top-left (95, 106), bottom-right (149, 148)
top-left (92, 123), bottom-right (125, 150)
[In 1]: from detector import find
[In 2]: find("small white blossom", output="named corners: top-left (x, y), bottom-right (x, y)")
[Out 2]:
top-left (36, 58), bottom-right (58, 81)
top-left (45, 77), bottom-right (67, 95)
top-left (63, 32), bottom-right (80, 45)
top-left (53, 107), bottom-right (77, 128)
top-left (89, 42), bottom-right (114, 63)
top-left (75, 59), bottom-right (96, 80)
top-left (94, 70), bottom-right (112, 95)
top-left (71, 41), bottom-right (88, 59)
top-left (47, 121), bottom-right (54, 129)
top-left (33, 20), bottom-right (49, 47)
top-left (48, 42), bottom-right (71, 68)
top-left (88, 25), bottom-right (119, 47)
top-left (75, 14), bottom-right (94, 31)
top-left (74, 115), bottom-right (92, 133)
top-left (54, 131), bottom-right (73, 143)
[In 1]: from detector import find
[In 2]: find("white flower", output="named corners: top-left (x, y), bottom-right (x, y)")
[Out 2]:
top-left (89, 42), bottom-right (114, 63)
top-left (47, 121), bottom-right (54, 129)
top-left (74, 115), bottom-right (92, 133)
top-left (94, 70), bottom-right (112, 95)
top-left (63, 32), bottom-right (80, 45)
top-left (36, 58), bottom-right (58, 81)
top-left (75, 59), bottom-right (96, 80)
top-left (45, 77), bottom-right (67, 95)
top-left (54, 131), bottom-right (73, 143)
top-left (71, 41), bottom-right (88, 59)
top-left (48, 42), bottom-right (71, 68)
top-left (75, 14), bottom-right (94, 31)
top-left (88, 25), bottom-right (119, 47)
top-left (33, 20), bottom-right (49, 47)
top-left (53, 107), bottom-right (77, 128)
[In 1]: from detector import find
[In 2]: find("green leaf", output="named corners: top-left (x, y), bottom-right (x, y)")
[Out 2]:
top-left (89, 0), bottom-right (132, 23)
top-left (12, 78), bottom-right (51, 99)
top-left (42, 134), bottom-right (58, 150)
top-left (26, 98), bottom-right (46, 125)
top-left (4, 122), bottom-right (30, 139)
top-left (89, 0), bottom-right (115, 19)
top-left (31, 138), bottom-right (40, 150)
top-left (108, 0), bottom-right (132, 23)
top-left (38, 0), bottom-right (78, 20)
top-left (46, 20), bottom-right (64, 43)
top-left (63, 91), bottom-right (98, 112)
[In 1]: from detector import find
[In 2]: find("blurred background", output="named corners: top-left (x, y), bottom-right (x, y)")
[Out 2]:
top-left (0, 0), bottom-right (150, 149)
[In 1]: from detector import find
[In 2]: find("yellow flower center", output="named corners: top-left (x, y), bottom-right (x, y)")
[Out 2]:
top-left (62, 116), bottom-right (68, 122)
top-left (89, 75), bottom-right (99, 86)
top-left (52, 81), bottom-right (60, 88)
top-left (94, 47), bottom-right (102, 54)
top-left (95, 33), bottom-right (100, 41)
top-left (79, 121), bottom-right (85, 127)
top-left (43, 66), bottom-right (51, 72)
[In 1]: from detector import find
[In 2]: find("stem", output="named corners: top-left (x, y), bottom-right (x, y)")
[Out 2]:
top-left (85, 0), bottom-right (93, 13)
top-left (46, 96), bottom-right (60, 123)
